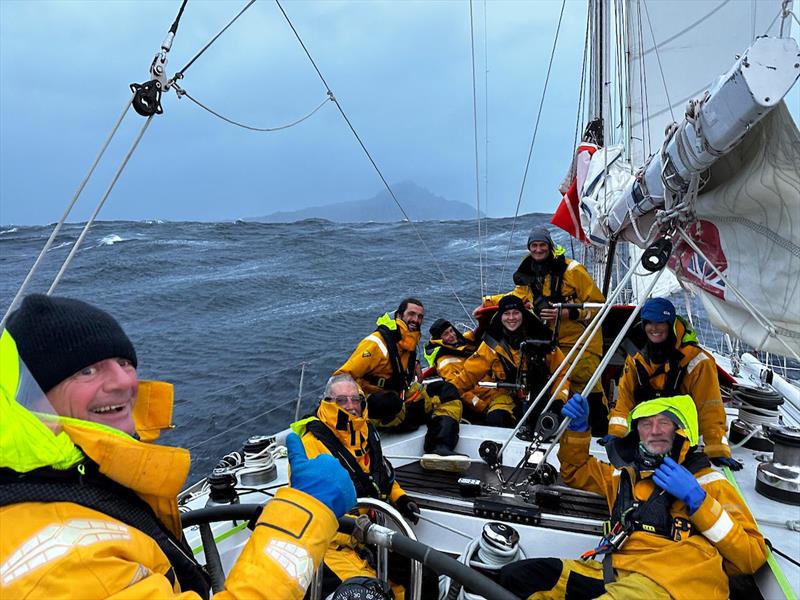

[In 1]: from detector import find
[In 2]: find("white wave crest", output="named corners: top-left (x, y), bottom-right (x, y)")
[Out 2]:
top-left (47, 241), bottom-right (73, 252)
top-left (97, 234), bottom-right (127, 246)
top-left (0, 227), bottom-right (19, 235)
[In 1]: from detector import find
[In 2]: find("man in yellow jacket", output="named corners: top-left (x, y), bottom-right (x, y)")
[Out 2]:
top-left (0, 294), bottom-right (356, 599)
top-left (291, 373), bottom-right (438, 598)
top-left (499, 393), bottom-right (766, 599)
top-left (424, 318), bottom-right (495, 417)
top-left (446, 295), bottom-right (570, 430)
top-left (335, 298), bottom-right (464, 465)
top-left (609, 297), bottom-right (737, 468)
top-left (484, 226), bottom-right (608, 435)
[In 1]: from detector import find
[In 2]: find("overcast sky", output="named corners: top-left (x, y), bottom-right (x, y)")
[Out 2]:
top-left (1, 0), bottom-right (798, 225)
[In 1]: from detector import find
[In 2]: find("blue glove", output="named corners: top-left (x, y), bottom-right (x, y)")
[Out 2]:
top-left (597, 434), bottom-right (617, 446)
top-left (562, 393), bottom-right (589, 432)
top-left (286, 433), bottom-right (356, 518)
top-left (710, 456), bottom-right (743, 471)
top-left (652, 456), bottom-right (707, 514)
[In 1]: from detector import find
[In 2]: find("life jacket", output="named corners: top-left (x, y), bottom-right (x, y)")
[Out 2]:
top-left (364, 318), bottom-right (417, 393)
top-left (424, 339), bottom-right (475, 369)
top-left (302, 418), bottom-right (395, 501)
top-left (632, 317), bottom-right (700, 404)
top-left (608, 449), bottom-right (710, 542)
top-left (512, 250), bottom-right (570, 307)
top-left (0, 460), bottom-right (211, 596)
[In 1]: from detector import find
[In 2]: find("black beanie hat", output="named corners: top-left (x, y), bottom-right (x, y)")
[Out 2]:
top-left (429, 318), bottom-right (452, 339)
top-left (497, 295), bottom-right (526, 315)
top-left (6, 294), bottom-right (137, 393)
top-left (527, 226), bottom-right (554, 250)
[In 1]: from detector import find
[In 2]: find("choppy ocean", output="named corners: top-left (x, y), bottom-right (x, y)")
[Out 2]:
top-left (0, 216), bottom-right (727, 480)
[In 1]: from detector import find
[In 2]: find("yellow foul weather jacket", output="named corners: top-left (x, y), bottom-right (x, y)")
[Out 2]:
top-left (0, 332), bottom-right (337, 599)
top-left (558, 396), bottom-right (766, 599)
top-left (447, 339), bottom-right (570, 407)
top-left (425, 331), bottom-right (495, 412)
top-left (335, 314), bottom-right (420, 397)
top-left (485, 250), bottom-right (605, 359)
top-left (291, 401), bottom-right (408, 598)
top-left (611, 317), bottom-right (731, 458)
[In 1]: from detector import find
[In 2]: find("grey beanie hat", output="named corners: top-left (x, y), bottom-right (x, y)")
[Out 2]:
top-left (527, 226), bottom-right (553, 249)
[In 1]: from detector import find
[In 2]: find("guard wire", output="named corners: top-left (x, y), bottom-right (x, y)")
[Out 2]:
top-left (173, 83), bottom-right (331, 132)
top-left (497, 0), bottom-right (567, 293)
top-left (275, 0), bottom-right (476, 324)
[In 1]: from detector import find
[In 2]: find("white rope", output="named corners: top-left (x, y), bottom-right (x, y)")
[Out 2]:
top-left (48, 116), bottom-right (154, 294)
top-left (0, 97), bottom-right (134, 329)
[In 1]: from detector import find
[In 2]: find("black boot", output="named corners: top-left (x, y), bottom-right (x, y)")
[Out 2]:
top-left (421, 416), bottom-right (469, 472)
top-left (486, 410), bottom-right (515, 428)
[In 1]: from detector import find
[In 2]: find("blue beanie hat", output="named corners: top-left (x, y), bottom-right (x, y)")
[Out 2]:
top-left (641, 298), bottom-right (676, 324)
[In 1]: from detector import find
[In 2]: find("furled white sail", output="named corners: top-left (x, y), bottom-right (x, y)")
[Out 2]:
top-left (670, 102), bottom-right (800, 356)
top-left (625, 0), bottom-right (784, 167)
top-left (573, 0), bottom-right (800, 356)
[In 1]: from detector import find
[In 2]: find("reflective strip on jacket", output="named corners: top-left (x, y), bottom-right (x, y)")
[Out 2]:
top-left (610, 318), bottom-right (730, 458)
top-left (0, 344), bottom-right (337, 599)
top-left (558, 430), bottom-right (766, 599)
top-left (335, 315), bottom-right (420, 396)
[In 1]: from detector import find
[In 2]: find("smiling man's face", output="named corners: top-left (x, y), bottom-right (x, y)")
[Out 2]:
top-left (46, 358), bottom-right (138, 434)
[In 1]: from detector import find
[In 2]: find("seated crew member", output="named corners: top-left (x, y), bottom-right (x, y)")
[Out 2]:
top-left (499, 393), bottom-right (767, 599)
top-left (292, 374), bottom-right (438, 599)
top-left (609, 297), bottom-right (738, 468)
top-left (335, 298), bottom-right (464, 465)
top-left (0, 294), bottom-right (356, 599)
top-left (424, 318), bottom-right (495, 417)
top-left (445, 295), bottom-right (570, 429)
top-left (483, 226), bottom-right (609, 435)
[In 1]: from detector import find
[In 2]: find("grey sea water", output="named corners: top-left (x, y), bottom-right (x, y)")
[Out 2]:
top-left (0, 216), bottom-right (725, 480)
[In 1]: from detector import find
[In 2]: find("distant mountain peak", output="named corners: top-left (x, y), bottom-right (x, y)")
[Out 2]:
top-left (250, 182), bottom-right (482, 223)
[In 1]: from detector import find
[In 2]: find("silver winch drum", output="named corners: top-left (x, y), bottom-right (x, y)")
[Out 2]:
top-left (728, 384), bottom-right (783, 452)
top-left (755, 425), bottom-right (800, 506)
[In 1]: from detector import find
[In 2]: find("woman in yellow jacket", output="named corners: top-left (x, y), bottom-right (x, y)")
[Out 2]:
top-left (291, 374), bottom-right (438, 599)
top-left (484, 226), bottom-right (608, 435)
top-left (446, 295), bottom-right (570, 429)
top-left (0, 295), bottom-right (354, 599)
top-left (609, 297), bottom-right (735, 467)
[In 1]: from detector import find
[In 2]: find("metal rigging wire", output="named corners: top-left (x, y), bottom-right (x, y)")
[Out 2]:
top-left (274, 0), bottom-right (476, 324)
top-left (497, 0), bottom-right (568, 293)
top-left (172, 0), bottom-right (257, 81)
top-left (173, 84), bottom-right (332, 132)
top-left (469, 0), bottom-right (485, 299)
top-left (642, 0), bottom-right (675, 123)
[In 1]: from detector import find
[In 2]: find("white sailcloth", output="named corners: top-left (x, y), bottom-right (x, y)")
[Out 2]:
top-left (669, 103), bottom-right (800, 356)
top-left (625, 0), bottom-right (783, 167)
